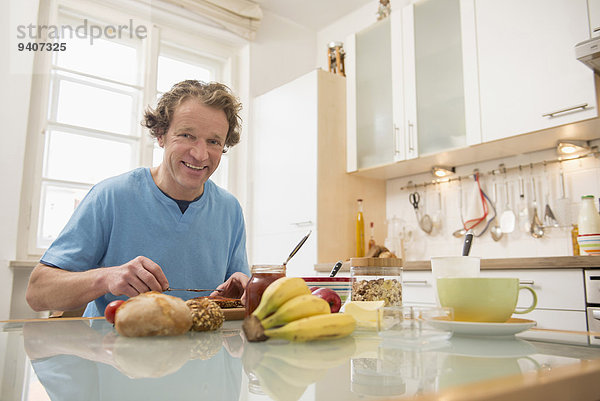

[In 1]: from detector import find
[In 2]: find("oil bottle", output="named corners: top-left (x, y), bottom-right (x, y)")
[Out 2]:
top-left (356, 199), bottom-right (365, 257)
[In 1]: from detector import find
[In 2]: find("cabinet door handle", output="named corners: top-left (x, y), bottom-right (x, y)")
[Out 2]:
top-left (593, 310), bottom-right (600, 320)
top-left (291, 221), bottom-right (313, 227)
top-left (403, 280), bottom-right (428, 285)
top-left (519, 280), bottom-right (535, 285)
top-left (594, 27), bottom-right (600, 33)
top-left (407, 121), bottom-right (415, 152)
top-left (393, 124), bottom-right (400, 156)
top-left (542, 103), bottom-right (589, 118)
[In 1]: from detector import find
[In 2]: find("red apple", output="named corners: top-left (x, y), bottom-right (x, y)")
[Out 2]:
top-left (311, 288), bottom-right (342, 313)
top-left (309, 286), bottom-right (321, 293)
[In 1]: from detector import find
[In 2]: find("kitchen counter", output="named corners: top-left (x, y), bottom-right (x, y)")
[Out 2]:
top-left (314, 256), bottom-right (600, 274)
top-left (2, 317), bottom-right (600, 401)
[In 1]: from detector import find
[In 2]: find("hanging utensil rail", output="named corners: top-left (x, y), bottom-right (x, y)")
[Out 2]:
top-left (399, 150), bottom-right (598, 191)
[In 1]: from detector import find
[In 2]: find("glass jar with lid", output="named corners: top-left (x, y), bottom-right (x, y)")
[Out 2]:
top-left (350, 257), bottom-right (402, 306)
top-left (245, 265), bottom-right (286, 317)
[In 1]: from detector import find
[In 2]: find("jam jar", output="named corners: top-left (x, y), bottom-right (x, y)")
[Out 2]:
top-left (350, 257), bottom-right (403, 306)
top-left (245, 265), bottom-right (286, 316)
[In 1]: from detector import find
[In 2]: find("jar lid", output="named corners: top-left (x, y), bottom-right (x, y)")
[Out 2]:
top-left (350, 257), bottom-right (402, 267)
top-left (250, 264), bottom-right (285, 273)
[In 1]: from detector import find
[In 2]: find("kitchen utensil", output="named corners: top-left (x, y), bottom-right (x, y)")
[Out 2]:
top-left (476, 188), bottom-right (495, 237)
top-left (529, 177), bottom-right (544, 238)
top-left (555, 164), bottom-right (571, 227)
top-left (283, 230), bottom-right (312, 266)
top-left (543, 164), bottom-right (559, 228)
top-left (329, 260), bottom-right (343, 277)
top-left (490, 183), bottom-right (503, 241)
top-left (430, 184), bottom-right (443, 235)
top-left (462, 229), bottom-right (474, 256)
top-left (453, 179), bottom-right (468, 238)
top-left (500, 180), bottom-right (516, 233)
top-left (463, 173), bottom-right (489, 233)
top-left (165, 288), bottom-right (224, 293)
top-left (517, 173), bottom-right (530, 233)
top-left (409, 191), bottom-right (433, 234)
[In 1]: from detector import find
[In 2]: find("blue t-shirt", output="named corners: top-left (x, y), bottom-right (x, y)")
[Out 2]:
top-left (41, 168), bottom-right (250, 317)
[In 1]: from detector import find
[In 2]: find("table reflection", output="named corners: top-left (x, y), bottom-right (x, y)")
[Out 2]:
top-left (22, 320), bottom-right (243, 401)
top-left (11, 319), bottom-right (595, 401)
top-left (242, 336), bottom-right (356, 401)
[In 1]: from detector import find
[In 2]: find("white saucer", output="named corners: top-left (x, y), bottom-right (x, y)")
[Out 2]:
top-left (425, 318), bottom-right (537, 337)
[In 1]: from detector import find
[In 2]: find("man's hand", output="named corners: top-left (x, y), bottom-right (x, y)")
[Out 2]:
top-left (104, 256), bottom-right (169, 298)
top-left (212, 272), bottom-right (249, 304)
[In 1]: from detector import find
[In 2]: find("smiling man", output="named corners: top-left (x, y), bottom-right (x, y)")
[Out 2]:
top-left (26, 81), bottom-right (250, 317)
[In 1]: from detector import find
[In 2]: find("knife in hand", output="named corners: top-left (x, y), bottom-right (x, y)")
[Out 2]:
top-left (165, 288), bottom-right (224, 293)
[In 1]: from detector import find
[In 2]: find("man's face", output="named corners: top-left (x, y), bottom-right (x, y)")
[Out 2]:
top-left (157, 98), bottom-right (228, 200)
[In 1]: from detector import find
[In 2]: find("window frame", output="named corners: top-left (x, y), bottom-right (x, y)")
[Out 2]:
top-left (18, 0), bottom-right (242, 259)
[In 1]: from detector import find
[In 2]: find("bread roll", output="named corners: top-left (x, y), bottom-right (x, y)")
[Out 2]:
top-left (115, 292), bottom-right (192, 337)
top-left (186, 298), bottom-right (224, 331)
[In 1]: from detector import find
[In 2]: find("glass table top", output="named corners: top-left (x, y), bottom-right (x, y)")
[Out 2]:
top-left (1, 318), bottom-right (599, 401)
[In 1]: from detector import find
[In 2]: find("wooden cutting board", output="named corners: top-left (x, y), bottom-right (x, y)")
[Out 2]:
top-left (223, 308), bottom-right (245, 321)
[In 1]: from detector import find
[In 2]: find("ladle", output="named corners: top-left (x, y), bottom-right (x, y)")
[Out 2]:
top-left (529, 177), bottom-right (545, 238)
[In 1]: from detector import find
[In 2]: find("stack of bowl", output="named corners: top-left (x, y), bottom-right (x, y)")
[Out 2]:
top-left (301, 277), bottom-right (351, 302)
top-left (577, 233), bottom-right (600, 255)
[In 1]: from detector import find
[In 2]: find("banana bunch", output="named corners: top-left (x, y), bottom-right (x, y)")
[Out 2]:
top-left (243, 277), bottom-right (356, 342)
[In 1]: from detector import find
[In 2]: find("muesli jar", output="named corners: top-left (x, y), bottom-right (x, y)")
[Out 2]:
top-left (350, 258), bottom-right (402, 306)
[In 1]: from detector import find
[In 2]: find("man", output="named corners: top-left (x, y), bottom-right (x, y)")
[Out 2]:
top-left (26, 80), bottom-right (250, 317)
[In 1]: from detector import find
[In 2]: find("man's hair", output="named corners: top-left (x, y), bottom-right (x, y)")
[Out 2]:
top-left (142, 80), bottom-right (242, 152)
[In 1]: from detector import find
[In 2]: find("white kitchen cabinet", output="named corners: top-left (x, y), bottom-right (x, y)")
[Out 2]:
top-left (251, 69), bottom-right (386, 276)
top-left (476, 0), bottom-right (597, 143)
top-left (346, 0), bottom-right (480, 172)
top-left (589, 0), bottom-right (600, 37)
top-left (346, 9), bottom-right (406, 172)
top-left (402, 0), bottom-right (481, 156)
top-left (402, 270), bottom-right (436, 306)
top-left (479, 269), bottom-right (586, 312)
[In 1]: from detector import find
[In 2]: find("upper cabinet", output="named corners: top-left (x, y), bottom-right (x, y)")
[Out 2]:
top-left (347, 0), bottom-right (599, 178)
top-left (346, 0), bottom-right (479, 172)
top-left (346, 13), bottom-right (405, 172)
top-left (403, 0), bottom-right (481, 157)
top-left (476, 0), bottom-right (597, 143)
top-left (588, 0), bottom-right (600, 37)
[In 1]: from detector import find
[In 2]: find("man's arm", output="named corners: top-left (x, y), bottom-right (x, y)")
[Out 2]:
top-left (26, 256), bottom-right (170, 312)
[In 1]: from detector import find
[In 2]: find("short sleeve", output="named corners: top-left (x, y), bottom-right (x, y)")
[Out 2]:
top-left (41, 185), bottom-right (111, 271)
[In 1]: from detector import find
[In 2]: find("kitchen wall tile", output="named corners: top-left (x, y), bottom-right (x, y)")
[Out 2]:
top-left (386, 140), bottom-right (600, 261)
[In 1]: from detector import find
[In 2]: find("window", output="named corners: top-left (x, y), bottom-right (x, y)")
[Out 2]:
top-left (23, 1), bottom-right (237, 255)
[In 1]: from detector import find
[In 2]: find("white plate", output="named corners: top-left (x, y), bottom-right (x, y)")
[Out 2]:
top-left (426, 318), bottom-right (536, 337)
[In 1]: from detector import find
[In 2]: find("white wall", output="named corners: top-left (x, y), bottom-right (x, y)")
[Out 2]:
top-left (0, 0), bottom-right (39, 320)
top-left (248, 10), bottom-right (317, 97)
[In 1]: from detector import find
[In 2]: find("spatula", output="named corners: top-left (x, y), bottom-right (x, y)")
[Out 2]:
top-left (500, 180), bottom-right (515, 233)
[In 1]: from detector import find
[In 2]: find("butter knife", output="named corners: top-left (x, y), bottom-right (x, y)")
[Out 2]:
top-left (165, 288), bottom-right (224, 293)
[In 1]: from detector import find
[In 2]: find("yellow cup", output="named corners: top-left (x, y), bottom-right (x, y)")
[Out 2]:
top-left (436, 277), bottom-right (537, 323)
